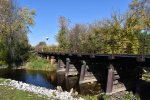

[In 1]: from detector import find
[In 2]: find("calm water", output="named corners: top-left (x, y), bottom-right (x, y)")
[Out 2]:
top-left (0, 68), bottom-right (101, 95)
top-left (0, 68), bottom-right (149, 99)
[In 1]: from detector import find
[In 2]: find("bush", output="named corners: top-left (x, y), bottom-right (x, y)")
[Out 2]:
top-left (27, 57), bottom-right (56, 71)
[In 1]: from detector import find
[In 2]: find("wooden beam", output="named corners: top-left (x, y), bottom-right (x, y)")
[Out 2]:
top-left (136, 57), bottom-right (145, 62)
top-left (50, 56), bottom-right (55, 64)
top-left (106, 63), bottom-right (114, 95)
top-left (57, 59), bottom-right (66, 72)
top-left (65, 58), bottom-right (70, 77)
top-left (46, 56), bottom-right (49, 60)
top-left (79, 60), bottom-right (86, 84)
top-left (57, 59), bottom-right (61, 69)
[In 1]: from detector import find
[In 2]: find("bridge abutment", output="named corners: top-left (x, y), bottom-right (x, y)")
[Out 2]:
top-left (50, 56), bottom-right (55, 64)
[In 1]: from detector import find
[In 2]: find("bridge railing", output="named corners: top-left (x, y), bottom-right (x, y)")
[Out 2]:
top-left (36, 37), bottom-right (150, 56)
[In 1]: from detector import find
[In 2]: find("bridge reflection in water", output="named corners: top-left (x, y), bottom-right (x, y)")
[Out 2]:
top-left (0, 68), bottom-right (101, 95)
top-left (57, 72), bottom-right (101, 95)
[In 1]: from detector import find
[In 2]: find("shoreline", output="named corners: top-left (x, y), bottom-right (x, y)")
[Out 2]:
top-left (15, 67), bottom-right (57, 72)
top-left (0, 63), bottom-right (57, 72)
top-left (0, 78), bottom-right (84, 100)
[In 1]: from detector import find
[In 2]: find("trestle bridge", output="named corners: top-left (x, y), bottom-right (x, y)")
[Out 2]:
top-left (37, 38), bottom-right (150, 95)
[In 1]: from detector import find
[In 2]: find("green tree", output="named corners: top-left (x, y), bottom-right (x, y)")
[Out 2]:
top-left (36, 41), bottom-right (47, 47)
top-left (124, 0), bottom-right (150, 54)
top-left (0, 0), bottom-right (35, 67)
top-left (56, 16), bottom-right (70, 52)
top-left (55, 0), bottom-right (150, 55)
top-left (68, 24), bottom-right (87, 53)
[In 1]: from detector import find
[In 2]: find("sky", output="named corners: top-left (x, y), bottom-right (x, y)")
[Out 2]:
top-left (18, 0), bottom-right (132, 46)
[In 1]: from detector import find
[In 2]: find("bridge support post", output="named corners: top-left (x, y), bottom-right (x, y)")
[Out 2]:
top-left (57, 59), bottom-right (65, 72)
top-left (79, 61), bottom-right (86, 84)
top-left (58, 59), bottom-right (61, 69)
top-left (65, 58), bottom-right (70, 77)
top-left (106, 64), bottom-right (114, 95)
top-left (46, 56), bottom-right (49, 60)
top-left (50, 56), bottom-right (55, 64)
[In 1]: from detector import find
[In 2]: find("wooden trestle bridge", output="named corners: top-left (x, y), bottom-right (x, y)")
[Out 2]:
top-left (37, 38), bottom-right (150, 95)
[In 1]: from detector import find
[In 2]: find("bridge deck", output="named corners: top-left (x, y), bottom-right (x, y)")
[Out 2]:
top-left (38, 52), bottom-right (150, 59)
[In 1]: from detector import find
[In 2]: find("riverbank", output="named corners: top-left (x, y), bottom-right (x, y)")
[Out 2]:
top-left (0, 60), bottom-right (149, 100)
top-left (23, 57), bottom-right (57, 71)
top-left (0, 78), bottom-right (84, 100)
top-left (0, 76), bottom-right (149, 100)
top-left (0, 78), bottom-right (48, 100)
top-left (0, 56), bottom-right (57, 72)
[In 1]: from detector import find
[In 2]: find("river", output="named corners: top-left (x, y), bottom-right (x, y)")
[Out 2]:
top-left (0, 68), bottom-right (101, 95)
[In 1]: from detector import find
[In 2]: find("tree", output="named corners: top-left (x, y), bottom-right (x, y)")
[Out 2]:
top-left (128, 0), bottom-right (150, 32)
top-left (0, 0), bottom-right (35, 67)
top-left (36, 41), bottom-right (47, 47)
top-left (56, 16), bottom-right (70, 51)
top-left (68, 24), bottom-right (87, 53)
top-left (125, 0), bottom-right (150, 54)
top-left (55, 0), bottom-right (150, 54)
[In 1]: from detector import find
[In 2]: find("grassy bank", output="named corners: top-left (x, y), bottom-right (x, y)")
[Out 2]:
top-left (0, 78), bottom-right (47, 100)
top-left (81, 91), bottom-right (140, 100)
top-left (25, 57), bottom-right (56, 71)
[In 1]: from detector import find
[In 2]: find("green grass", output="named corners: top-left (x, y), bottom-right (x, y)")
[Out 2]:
top-left (81, 92), bottom-right (140, 100)
top-left (26, 57), bottom-right (56, 71)
top-left (81, 95), bottom-right (98, 100)
top-left (0, 78), bottom-right (48, 100)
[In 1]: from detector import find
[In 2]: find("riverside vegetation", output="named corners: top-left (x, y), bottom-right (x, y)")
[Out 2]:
top-left (54, 0), bottom-right (150, 54)
top-left (0, 0), bottom-right (35, 68)
top-left (25, 55), bottom-right (56, 71)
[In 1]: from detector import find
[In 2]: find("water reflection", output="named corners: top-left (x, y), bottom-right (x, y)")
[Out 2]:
top-left (57, 72), bottom-right (101, 95)
top-left (57, 72), bottom-right (65, 89)
top-left (57, 72), bottom-right (79, 91)
top-left (79, 82), bottom-right (102, 95)
top-left (0, 68), bottom-right (101, 95)
top-left (0, 69), bottom-right (55, 89)
top-left (65, 76), bottom-right (79, 91)
top-left (25, 71), bottom-right (54, 89)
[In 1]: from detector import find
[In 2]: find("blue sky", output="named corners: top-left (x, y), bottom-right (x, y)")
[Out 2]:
top-left (18, 0), bottom-right (132, 46)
